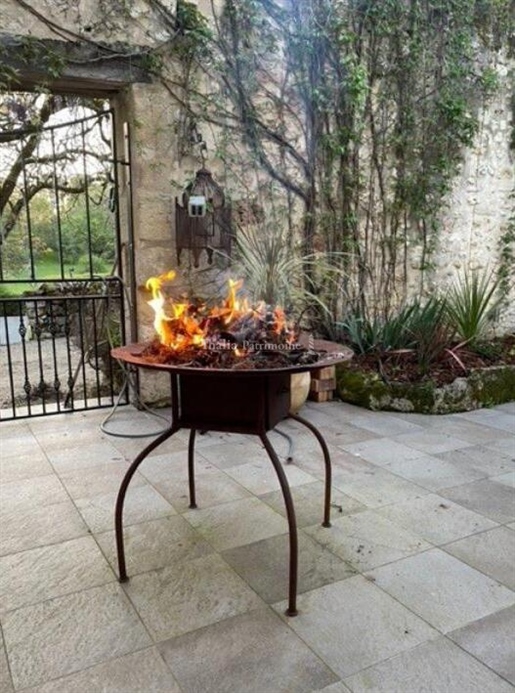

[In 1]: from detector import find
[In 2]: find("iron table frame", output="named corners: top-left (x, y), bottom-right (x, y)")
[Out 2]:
top-left (112, 347), bottom-right (339, 616)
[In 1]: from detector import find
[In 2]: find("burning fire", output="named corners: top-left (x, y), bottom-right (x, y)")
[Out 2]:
top-left (145, 270), bottom-right (295, 355)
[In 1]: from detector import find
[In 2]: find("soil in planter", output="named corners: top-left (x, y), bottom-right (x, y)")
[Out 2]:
top-left (345, 334), bottom-right (515, 386)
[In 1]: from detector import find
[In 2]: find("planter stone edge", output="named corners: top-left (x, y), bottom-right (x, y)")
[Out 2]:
top-left (335, 363), bottom-right (515, 414)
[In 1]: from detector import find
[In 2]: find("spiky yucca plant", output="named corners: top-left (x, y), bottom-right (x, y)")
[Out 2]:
top-left (230, 224), bottom-right (346, 324)
top-left (446, 270), bottom-right (501, 345)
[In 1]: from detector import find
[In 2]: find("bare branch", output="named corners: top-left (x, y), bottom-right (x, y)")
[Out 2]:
top-left (0, 95), bottom-right (55, 218)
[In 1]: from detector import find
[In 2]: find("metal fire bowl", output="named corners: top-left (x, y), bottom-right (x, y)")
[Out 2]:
top-left (111, 340), bottom-right (350, 378)
top-left (111, 339), bottom-right (346, 618)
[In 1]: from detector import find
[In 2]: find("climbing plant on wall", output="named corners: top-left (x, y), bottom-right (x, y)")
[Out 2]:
top-left (1, 0), bottom-right (512, 327)
top-left (167, 0), bottom-right (512, 324)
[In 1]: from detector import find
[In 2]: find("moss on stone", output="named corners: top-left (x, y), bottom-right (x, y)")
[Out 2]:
top-left (335, 363), bottom-right (515, 414)
top-left (468, 366), bottom-right (515, 408)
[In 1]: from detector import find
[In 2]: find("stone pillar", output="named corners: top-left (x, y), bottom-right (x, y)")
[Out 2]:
top-left (113, 81), bottom-right (182, 404)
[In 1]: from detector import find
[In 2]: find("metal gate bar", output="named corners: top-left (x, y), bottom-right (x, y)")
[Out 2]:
top-left (0, 279), bottom-right (127, 421)
top-left (0, 107), bottom-right (130, 420)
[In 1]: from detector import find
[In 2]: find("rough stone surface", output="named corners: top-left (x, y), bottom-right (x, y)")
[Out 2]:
top-left (336, 364), bottom-right (515, 414)
top-left (429, 56), bottom-right (515, 332)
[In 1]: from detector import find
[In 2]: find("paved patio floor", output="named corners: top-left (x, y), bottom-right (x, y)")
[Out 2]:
top-left (0, 400), bottom-right (514, 692)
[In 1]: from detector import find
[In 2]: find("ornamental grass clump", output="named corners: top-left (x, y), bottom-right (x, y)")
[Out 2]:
top-left (445, 270), bottom-right (502, 346)
top-left (230, 223), bottom-right (347, 327)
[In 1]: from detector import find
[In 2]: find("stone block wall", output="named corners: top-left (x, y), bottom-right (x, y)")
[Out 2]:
top-left (1, 0), bottom-right (513, 404)
top-left (431, 55), bottom-right (514, 331)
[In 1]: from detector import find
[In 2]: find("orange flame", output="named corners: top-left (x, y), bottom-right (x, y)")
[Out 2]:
top-left (145, 270), bottom-right (205, 350)
top-left (145, 271), bottom-right (294, 352)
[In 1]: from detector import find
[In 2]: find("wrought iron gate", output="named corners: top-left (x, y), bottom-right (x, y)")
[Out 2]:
top-left (0, 107), bottom-right (128, 420)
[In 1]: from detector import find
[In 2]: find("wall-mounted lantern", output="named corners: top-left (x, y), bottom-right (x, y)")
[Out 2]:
top-left (187, 195), bottom-right (207, 218)
top-left (176, 168), bottom-right (232, 267)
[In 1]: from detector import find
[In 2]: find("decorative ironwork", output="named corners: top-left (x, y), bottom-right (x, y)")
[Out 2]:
top-left (0, 278), bottom-right (127, 420)
top-left (0, 109), bottom-right (129, 420)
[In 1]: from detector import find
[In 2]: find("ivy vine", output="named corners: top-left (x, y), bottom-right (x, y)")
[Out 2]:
top-left (178, 0), bottom-right (513, 321)
top-left (1, 0), bottom-right (512, 326)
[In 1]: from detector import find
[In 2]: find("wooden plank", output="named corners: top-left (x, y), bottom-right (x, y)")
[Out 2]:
top-left (311, 365), bottom-right (336, 379)
top-left (310, 378), bottom-right (336, 393)
top-left (308, 390), bottom-right (334, 402)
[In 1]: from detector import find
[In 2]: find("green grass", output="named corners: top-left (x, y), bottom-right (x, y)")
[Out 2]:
top-left (1, 253), bottom-right (110, 297)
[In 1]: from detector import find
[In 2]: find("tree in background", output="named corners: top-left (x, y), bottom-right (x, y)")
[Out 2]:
top-left (0, 92), bottom-right (114, 278)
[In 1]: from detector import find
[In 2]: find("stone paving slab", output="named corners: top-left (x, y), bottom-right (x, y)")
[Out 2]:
top-left (440, 477), bottom-right (515, 524)
top-left (260, 480), bottom-right (365, 527)
top-left (343, 636), bottom-right (514, 692)
top-left (122, 553), bottom-right (264, 641)
top-left (222, 532), bottom-right (355, 603)
top-left (0, 450), bottom-right (53, 484)
top-left (442, 526), bottom-right (515, 590)
top-left (304, 509), bottom-right (431, 571)
top-left (158, 607), bottom-right (338, 693)
top-left (0, 536), bottom-right (114, 615)
top-left (2, 583), bottom-right (151, 689)
top-left (447, 605), bottom-right (515, 685)
top-left (96, 515), bottom-right (214, 575)
top-left (0, 641), bottom-right (13, 693)
top-left (0, 401), bottom-right (513, 692)
top-left (272, 575), bottom-right (439, 679)
top-left (0, 500), bottom-right (89, 557)
top-left (21, 648), bottom-right (182, 693)
top-left (367, 548), bottom-right (515, 633)
top-left (376, 492), bottom-right (498, 544)
top-left (183, 496), bottom-right (288, 551)
top-left (75, 483), bottom-right (176, 533)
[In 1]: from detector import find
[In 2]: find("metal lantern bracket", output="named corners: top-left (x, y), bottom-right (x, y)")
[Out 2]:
top-left (175, 168), bottom-right (232, 267)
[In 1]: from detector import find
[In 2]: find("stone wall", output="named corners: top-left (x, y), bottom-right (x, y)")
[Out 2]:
top-left (1, 0), bottom-right (513, 402)
top-left (430, 54), bottom-right (515, 331)
top-left (0, 0), bottom-right (166, 45)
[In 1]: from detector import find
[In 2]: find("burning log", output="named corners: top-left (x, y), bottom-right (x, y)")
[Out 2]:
top-left (141, 271), bottom-right (326, 370)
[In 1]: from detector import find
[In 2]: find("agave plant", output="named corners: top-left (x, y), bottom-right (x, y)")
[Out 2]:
top-left (338, 313), bottom-right (383, 355)
top-left (406, 297), bottom-right (455, 374)
top-left (340, 297), bottom-right (462, 375)
top-left (339, 302), bottom-right (420, 355)
top-left (446, 270), bottom-right (501, 345)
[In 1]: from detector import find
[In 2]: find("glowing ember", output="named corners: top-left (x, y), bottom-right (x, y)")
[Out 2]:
top-left (142, 270), bottom-right (316, 369)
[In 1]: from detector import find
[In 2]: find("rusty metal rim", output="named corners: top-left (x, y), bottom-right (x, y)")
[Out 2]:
top-left (111, 342), bottom-right (347, 377)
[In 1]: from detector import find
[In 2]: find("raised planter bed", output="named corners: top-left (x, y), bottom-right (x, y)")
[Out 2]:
top-left (335, 363), bottom-right (515, 414)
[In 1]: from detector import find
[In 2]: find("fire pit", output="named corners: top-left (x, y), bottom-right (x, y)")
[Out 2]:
top-left (111, 273), bottom-right (347, 615)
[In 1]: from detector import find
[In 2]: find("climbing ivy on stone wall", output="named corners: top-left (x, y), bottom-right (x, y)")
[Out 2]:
top-left (171, 0), bottom-right (512, 322)
top-left (1, 0), bottom-right (512, 324)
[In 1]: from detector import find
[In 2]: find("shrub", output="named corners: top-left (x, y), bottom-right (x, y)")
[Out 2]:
top-left (340, 297), bottom-right (454, 374)
top-left (339, 302), bottom-right (422, 355)
top-left (407, 298), bottom-right (454, 374)
top-left (446, 270), bottom-right (501, 345)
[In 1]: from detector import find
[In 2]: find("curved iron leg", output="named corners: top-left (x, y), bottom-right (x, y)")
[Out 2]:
top-left (188, 429), bottom-right (197, 508)
top-left (273, 427), bottom-right (294, 463)
top-left (260, 432), bottom-right (298, 617)
top-left (289, 413), bottom-right (332, 528)
top-left (115, 425), bottom-right (179, 582)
